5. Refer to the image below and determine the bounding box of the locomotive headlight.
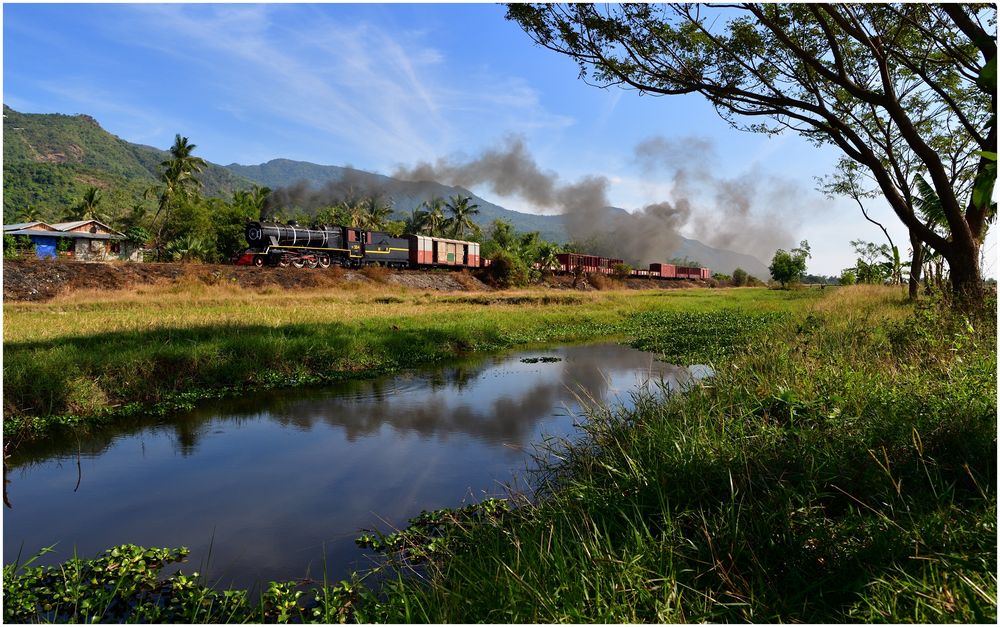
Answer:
[248,227,262,241]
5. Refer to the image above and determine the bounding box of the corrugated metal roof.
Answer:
[3,221,57,232]
[51,220,121,235]
[4,229,122,240]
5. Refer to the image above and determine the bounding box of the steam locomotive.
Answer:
[234,220,709,279]
[234,221,480,269]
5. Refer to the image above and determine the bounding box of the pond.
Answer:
[3,342,708,590]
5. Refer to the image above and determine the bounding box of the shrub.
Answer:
[611,262,632,280]
[361,264,390,283]
[732,267,748,286]
[482,250,529,289]
[3,234,20,259]
[587,272,612,290]
[839,269,857,285]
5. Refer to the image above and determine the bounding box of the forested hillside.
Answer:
[2,106,253,223]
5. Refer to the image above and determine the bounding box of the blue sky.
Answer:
[3,2,995,275]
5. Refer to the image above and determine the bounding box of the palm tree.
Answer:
[357,196,394,231]
[233,185,272,219]
[403,207,430,235]
[68,187,108,222]
[419,197,448,236]
[444,195,480,238]
[535,242,561,276]
[147,135,207,257]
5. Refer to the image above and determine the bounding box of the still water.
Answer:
[4,343,704,589]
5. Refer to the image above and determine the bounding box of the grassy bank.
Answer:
[3,281,815,440]
[358,286,996,623]
[4,286,995,623]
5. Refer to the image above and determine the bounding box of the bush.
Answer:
[611,263,632,280]
[3,234,21,259]
[587,272,613,290]
[732,268,748,286]
[482,250,529,289]
[839,269,857,285]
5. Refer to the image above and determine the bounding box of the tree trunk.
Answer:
[946,242,984,308]
[908,230,923,300]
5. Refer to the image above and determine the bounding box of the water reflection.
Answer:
[4,342,702,589]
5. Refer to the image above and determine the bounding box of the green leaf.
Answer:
[976,55,996,91]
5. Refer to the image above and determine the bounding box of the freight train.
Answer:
[234,220,709,279]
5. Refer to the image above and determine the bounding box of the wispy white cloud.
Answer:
[99,4,571,169]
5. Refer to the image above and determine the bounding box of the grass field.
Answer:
[3,281,819,439]
[4,284,995,623]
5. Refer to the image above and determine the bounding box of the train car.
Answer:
[648,263,677,279]
[676,265,706,280]
[409,235,480,268]
[557,253,622,275]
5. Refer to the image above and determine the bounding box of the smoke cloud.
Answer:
[633,137,800,262]
[394,134,799,265]
[266,133,800,265]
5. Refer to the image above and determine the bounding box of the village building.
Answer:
[3,219,143,262]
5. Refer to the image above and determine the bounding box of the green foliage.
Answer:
[165,234,213,262]
[356,499,510,565]
[4,233,22,259]
[506,4,994,298]
[839,269,857,286]
[481,249,529,288]
[611,262,633,280]
[444,195,481,238]
[630,310,788,364]
[125,225,152,246]
[732,267,748,286]
[769,240,811,288]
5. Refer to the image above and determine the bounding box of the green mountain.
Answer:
[2,105,254,223]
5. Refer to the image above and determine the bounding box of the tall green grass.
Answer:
[356,291,997,623]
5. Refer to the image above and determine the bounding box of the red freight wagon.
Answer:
[675,266,696,280]
[557,253,608,274]
[649,263,677,279]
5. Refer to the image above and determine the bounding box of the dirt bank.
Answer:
[1,259,491,302]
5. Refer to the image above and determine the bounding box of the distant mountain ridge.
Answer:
[2,106,769,276]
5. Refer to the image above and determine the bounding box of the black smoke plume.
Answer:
[394,134,799,265]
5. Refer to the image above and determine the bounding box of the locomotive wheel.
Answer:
[306,258,318,269]
[278,256,290,268]
[253,256,264,267]
[292,258,306,269]
[318,254,331,268]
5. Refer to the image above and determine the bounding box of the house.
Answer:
[3,220,143,262]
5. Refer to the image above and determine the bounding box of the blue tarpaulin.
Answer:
[29,235,57,258]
